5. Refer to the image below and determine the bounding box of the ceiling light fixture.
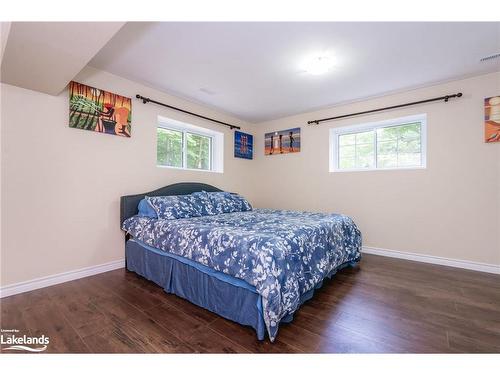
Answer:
[303,54,335,75]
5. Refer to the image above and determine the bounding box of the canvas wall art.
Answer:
[485,96,500,143]
[265,127,301,155]
[234,131,253,159]
[69,81,132,137]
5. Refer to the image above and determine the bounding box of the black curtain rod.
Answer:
[136,94,241,130]
[307,92,463,125]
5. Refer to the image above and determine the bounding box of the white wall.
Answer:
[251,72,500,266]
[0,66,256,286]
[1,67,499,288]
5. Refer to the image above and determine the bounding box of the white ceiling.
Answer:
[1,22,125,95]
[90,22,500,123]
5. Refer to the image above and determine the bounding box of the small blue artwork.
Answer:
[234,131,253,159]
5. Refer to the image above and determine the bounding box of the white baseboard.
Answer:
[0,259,125,298]
[1,247,498,298]
[362,246,500,275]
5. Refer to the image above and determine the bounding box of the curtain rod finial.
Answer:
[136,94,149,104]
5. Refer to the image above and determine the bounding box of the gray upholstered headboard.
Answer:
[120,182,223,225]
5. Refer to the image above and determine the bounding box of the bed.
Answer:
[120,182,361,342]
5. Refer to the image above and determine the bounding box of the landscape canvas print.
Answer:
[265,127,301,155]
[69,81,132,137]
[485,96,500,143]
[234,131,253,159]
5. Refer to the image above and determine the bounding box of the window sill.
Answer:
[330,166,426,173]
[157,164,223,174]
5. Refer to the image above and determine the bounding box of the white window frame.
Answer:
[157,116,224,173]
[329,114,427,172]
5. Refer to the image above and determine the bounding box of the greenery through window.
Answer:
[157,127,212,171]
[157,128,183,168]
[335,119,424,171]
[376,123,421,168]
[338,130,375,169]
[186,133,211,170]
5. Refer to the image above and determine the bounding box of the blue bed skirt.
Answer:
[126,239,359,341]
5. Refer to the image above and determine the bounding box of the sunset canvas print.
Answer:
[485,96,500,143]
[69,81,132,137]
[265,127,301,155]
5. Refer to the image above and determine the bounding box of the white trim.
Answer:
[156,165,222,174]
[329,113,427,173]
[332,166,427,173]
[331,113,427,134]
[362,246,500,274]
[0,259,125,298]
[1,248,497,298]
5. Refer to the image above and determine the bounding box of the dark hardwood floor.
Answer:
[1,254,499,353]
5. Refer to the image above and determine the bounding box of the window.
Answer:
[330,114,426,172]
[157,117,223,173]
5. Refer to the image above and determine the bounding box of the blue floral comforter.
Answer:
[122,209,361,341]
